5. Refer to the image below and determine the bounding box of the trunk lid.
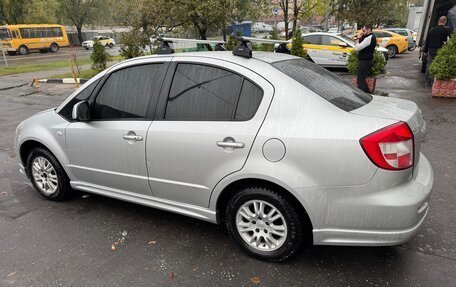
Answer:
[351,96,426,174]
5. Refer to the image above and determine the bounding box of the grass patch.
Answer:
[0,55,123,77]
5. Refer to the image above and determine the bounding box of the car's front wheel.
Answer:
[225,186,304,262]
[26,147,72,201]
[108,43,114,48]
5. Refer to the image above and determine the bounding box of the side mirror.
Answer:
[72,101,91,122]
[338,42,349,47]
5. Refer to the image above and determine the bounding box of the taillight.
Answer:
[360,122,414,170]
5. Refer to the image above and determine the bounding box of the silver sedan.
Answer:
[14,51,433,261]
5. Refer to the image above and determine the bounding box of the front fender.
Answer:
[16,110,73,180]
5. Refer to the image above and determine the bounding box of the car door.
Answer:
[302,35,323,64]
[65,60,168,196]
[146,58,274,207]
[320,35,351,66]
[374,31,391,47]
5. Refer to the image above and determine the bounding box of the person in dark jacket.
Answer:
[424,16,451,85]
[354,25,377,93]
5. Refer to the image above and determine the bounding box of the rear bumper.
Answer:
[302,154,433,246]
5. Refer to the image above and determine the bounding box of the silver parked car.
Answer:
[15,51,433,261]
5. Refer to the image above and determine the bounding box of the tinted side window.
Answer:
[394,30,407,36]
[93,64,163,120]
[19,28,31,38]
[302,35,321,45]
[165,64,243,121]
[59,79,101,121]
[273,59,372,112]
[383,32,393,37]
[52,28,63,37]
[322,36,341,46]
[235,79,263,120]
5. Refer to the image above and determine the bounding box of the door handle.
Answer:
[216,141,245,148]
[122,134,143,141]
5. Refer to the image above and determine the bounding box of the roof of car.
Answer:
[302,32,342,36]
[125,51,298,65]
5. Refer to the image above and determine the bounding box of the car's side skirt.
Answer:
[70,181,218,223]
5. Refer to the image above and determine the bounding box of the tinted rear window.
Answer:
[272,59,372,111]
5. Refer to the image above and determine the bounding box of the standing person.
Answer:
[424,16,451,85]
[354,25,377,93]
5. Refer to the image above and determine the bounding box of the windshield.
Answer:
[272,59,372,112]
[0,28,11,40]
[338,34,356,46]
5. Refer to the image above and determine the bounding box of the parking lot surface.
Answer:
[0,51,455,286]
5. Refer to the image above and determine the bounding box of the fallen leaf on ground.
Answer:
[148,240,157,245]
[251,276,261,284]
[111,242,117,251]
[192,266,199,272]
[168,272,175,280]
[7,271,16,277]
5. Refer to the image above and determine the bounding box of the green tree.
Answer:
[91,40,111,73]
[60,0,105,44]
[23,0,59,24]
[118,29,148,59]
[347,50,386,77]
[0,0,27,23]
[291,29,305,57]
[430,32,456,80]
[278,0,326,40]
[333,0,409,27]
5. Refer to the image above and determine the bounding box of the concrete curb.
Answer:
[31,78,89,86]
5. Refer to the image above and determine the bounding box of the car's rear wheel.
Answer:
[18,45,28,55]
[225,186,304,262]
[26,147,72,201]
[7,51,16,56]
[386,45,398,58]
[108,43,114,48]
[50,43,59,53]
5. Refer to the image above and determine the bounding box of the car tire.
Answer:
[386,45,398,58]
[225,186,304,262]
[108,43,114,48]
[50,43,59,53]
[26,147,72,201]
[7,51,16,56]
[18,45,28,55]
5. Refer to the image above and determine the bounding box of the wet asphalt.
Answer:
[0,51,455,286]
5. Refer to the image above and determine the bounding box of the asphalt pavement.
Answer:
[0,51,455,286]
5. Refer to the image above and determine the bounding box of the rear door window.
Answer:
[272,59,372,111]
[302,35,321,45]
[165,64,243,121]
[321,35,342,46]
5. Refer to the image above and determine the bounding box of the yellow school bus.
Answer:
[0,24,70,55]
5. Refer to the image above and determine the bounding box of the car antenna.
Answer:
[232,36,291,59]
[156,38,227,54]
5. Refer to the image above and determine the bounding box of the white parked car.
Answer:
[301,32,389,67]
[82,36,116,49]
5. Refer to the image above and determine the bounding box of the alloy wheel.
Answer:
[235,200,288,251]
[31,156,58,196]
